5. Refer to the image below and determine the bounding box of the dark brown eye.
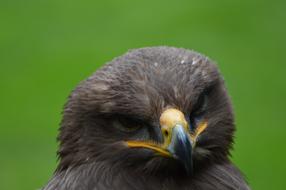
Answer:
[113,116,142,133]
[189,92,208,130]
[193,92,208,116]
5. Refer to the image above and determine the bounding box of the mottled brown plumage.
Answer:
[43,47,250,190]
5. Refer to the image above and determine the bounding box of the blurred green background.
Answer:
[1,0,285,189]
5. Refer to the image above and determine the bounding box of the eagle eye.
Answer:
[113,116,142,133]
[189,91,208,130]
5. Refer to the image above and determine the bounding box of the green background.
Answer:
[1,0,285,189]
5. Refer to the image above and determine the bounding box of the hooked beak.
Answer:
[166,123,193,173]
[126,108,207,174]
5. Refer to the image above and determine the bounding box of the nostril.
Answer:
[164,130,169,137]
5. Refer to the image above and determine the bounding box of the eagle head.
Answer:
[57,47,234,180]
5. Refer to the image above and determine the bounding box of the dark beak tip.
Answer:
[172,151,193,175]
[176,144,193,174]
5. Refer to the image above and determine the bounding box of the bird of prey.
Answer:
[43,47,250,190]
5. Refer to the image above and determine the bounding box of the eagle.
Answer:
[43,47,250,190]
